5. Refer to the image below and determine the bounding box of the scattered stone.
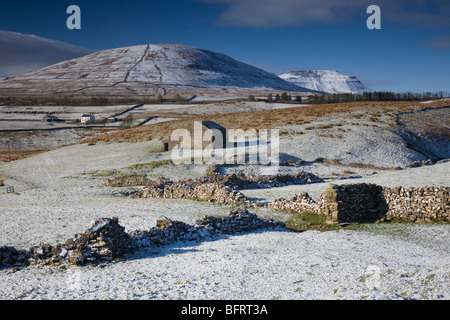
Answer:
[130,209,286,248]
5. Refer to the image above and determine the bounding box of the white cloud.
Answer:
[0,30,93,77]
[203,0,450,28]
[421,34,450,49]
[204,0,362,27]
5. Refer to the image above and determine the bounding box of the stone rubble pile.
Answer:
[27,217,136,266]
[0,218,137,269]
[0,210,286,269]
[103,172,322,190]
[130,209,285,248]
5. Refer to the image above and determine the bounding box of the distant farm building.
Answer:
[81,114,95,124]
[163,121,227,152]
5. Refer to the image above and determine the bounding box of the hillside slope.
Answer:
[0,44,312,97]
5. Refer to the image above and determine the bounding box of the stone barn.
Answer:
[81,114,95,124]
[163,121,227,152]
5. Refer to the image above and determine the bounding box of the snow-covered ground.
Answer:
[277,122,426,168]
[1,218,448,300]
[0,137,448,300]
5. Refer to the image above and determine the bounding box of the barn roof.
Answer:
[198,121,226,131]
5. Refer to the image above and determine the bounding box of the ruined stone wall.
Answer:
[107,171,322,207]
[267,183,449,224]
[104,171,322,190]
[1,210,285,269]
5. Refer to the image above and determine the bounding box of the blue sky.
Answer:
[0,0,449,93]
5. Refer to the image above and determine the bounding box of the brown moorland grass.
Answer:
[81,100,449,144]
[0,150,48,162]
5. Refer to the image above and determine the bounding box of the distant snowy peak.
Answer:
[0,44,314,95]
[279,70,371,94]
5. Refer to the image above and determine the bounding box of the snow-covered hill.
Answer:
[0,44,313,96]
[279,70,371,94]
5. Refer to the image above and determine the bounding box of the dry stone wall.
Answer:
[268,192,320,214]
[383,186,449,222]
[268,183,449,224]
[134,181,251,206]
[321,184,388,223]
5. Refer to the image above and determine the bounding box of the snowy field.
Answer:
[0,137,449,300]
[0,181,448,300]
[1,213,448,300]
